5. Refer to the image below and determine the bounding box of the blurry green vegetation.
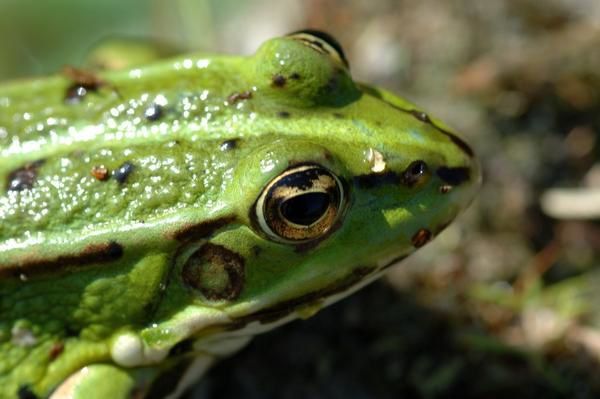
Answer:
[1,1,599,398]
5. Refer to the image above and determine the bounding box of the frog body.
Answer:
[0,31,479,398]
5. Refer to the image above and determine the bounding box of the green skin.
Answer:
[0,33,479,398]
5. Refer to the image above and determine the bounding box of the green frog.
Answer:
[0,30,479,398]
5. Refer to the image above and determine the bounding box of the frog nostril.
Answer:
[401,160,430,188]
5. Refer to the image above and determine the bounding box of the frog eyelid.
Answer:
[286,29,349,69]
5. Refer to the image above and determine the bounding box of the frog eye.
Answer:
[255,164,346,243]
[287,29,349,68]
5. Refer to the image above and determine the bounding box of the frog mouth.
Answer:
[221,247,414,331]
[230,265,375,325]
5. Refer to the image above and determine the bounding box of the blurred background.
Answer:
[2,0,599,397]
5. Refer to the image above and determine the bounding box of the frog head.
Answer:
[0,29,479,398]
[137,31,480,363]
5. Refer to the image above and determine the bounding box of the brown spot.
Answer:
[439,185,452,194]
[144,104,164,121]
[227,91,253,103]
[0,241,124,279]
[63,66,105,103]
[277,111,291,118]
[437,166,470,186]
[49,341,64,361]
[332,112,344,119]
[219,139,239,151]
[182,243,245,301]
[411,228,432,248]
[235,266,373,324]
[90,165,109,181]
[6,160,45,191]
[172,216,235,242]
[62,66,104,87]
[113,162,134,184]
[272,74,287,88]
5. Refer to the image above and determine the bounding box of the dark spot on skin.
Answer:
[90,165,110,181]
[65,85,91,103]
[332,112,344,119]
[437,166,471,186]
[17,385,39,399]
[144,359,193,399]
[62,66,104,103]
[182,243,245,301]
[227,91,253,103]
[412,228,432,248]
[235,266,373,324]
[173,216,235,242]
[6,160,45,192]
[48,341,65,361]
[251,245,262,257]
[290,72,301,80]
[220,139,239,151]
[323,68,342,94]
[410,110,431,123]
[402,160,429,187]
[277,111,291,118]
[439,184,453,194]
[0,241,124,279]
[272,74,287,88]
[64,326,81,338]
[354,171,402,189]
[113,162,134,184]
[144,104,164,121]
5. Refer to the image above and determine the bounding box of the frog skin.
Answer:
[0,30,480,399]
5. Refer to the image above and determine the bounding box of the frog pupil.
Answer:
[280,192,330,226]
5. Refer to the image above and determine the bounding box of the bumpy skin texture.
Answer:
[0,33,479,398]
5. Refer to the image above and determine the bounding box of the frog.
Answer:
[0,30,480,399]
